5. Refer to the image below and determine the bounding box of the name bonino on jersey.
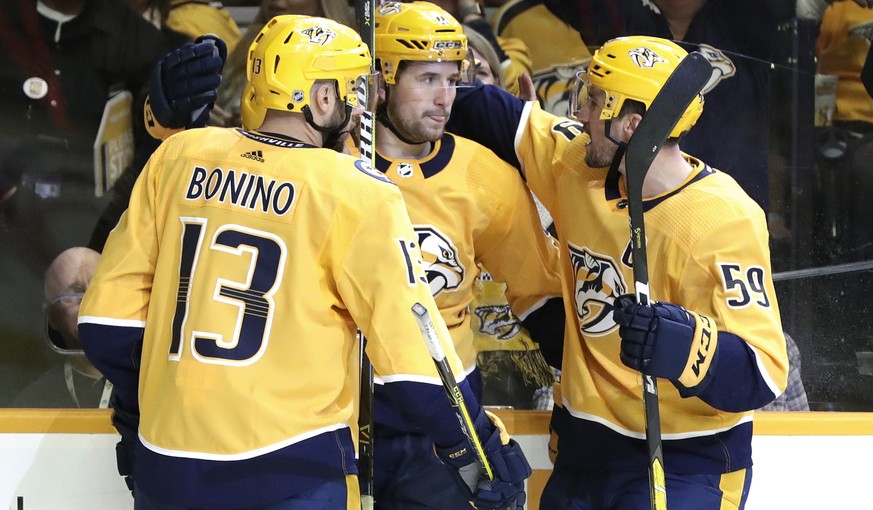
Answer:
[184,165,295,215]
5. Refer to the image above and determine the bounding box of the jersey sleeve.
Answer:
[674,207,789,411]
[78,143,166,414]
[448,82,527,169]
[473,155,563,319]
[333,186,477,447]
[448,84,587,217]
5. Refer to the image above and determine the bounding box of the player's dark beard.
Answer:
[321,104,351,152]
[384,96,444,145]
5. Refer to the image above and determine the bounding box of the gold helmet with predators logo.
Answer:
[581,36,705,138]
[247,15,374,116]
[375,1,468,85]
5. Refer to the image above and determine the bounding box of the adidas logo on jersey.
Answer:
[241,150,265,163]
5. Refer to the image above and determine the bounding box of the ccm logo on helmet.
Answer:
[434,40,463,50]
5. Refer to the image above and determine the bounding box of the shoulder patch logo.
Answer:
[415,225,464,296]
[354,158,394,184]
[241,150,265,163]
[568,243,627,336]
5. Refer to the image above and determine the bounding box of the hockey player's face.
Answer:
[577,86,617,168]
[388,61,460,143]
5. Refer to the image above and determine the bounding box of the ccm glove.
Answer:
[110,401,140,497]
[148,35,227,130]
[613,294,719,394]
[436,409,531,510]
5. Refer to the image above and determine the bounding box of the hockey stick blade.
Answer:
[623,50,711,510]
[411,303,494,482]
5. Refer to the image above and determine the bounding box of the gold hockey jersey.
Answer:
[367,132,562,430]
[79,127,473,508]
[374,133,562,370]
[514,101,789,473]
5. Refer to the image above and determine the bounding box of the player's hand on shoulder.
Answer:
[613,294,718,393]
[149,35,227,130]
[435,409,531,510]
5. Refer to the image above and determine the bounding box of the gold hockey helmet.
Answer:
[247,15,375,115]
[375,1,468,85]
[576,36,705,138]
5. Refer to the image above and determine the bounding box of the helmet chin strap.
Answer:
[604,118,623,147]
[604,117,628,181]
[302,85,353,149]
[376,86,430,146]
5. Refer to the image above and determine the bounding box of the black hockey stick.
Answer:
[356,0,378,507]
[411,303,494,483]
[623,50,711,510]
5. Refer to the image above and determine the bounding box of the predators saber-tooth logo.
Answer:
[695,43,736,94]
[415,226,464,296]
[300,26,337,46]
[628,46,667,69]
[474,304,523,340]
[569,244,627,336]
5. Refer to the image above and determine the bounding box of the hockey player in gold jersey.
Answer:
[78,15,530,510]
[364,4,563,508]
[446,37,790,509]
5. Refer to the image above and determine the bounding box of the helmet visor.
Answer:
[569,69,589,120]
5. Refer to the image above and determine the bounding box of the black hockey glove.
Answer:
[613,294,719,394]
[110,399,140,497]
[435,409,531,510]
[149,35,227,130]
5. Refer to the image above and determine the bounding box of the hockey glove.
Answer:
[613,294,718,394]
[110,398,140,497]
[435,409,531,510]
[148,35,227,130]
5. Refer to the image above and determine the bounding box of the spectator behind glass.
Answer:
[491,0,594,115]
[464,24,504,87]
[12,247,112,408]
[816,0,873,128]
[215,0,354,127]
[0,0,170,406]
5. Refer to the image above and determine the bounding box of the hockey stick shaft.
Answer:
[411,303,494,481]
[356,0,377,507]
[623,51,711,510]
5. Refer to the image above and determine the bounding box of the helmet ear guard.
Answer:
[577,36,705,138]
[375,1,468,85]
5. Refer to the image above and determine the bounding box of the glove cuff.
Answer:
[675,311,719,392]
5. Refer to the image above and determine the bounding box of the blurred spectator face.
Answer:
[45,293,85,352]
[43,247,100,354]
[470,46,496,85]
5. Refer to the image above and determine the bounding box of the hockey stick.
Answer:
[356,0,377,507]
[411,303,494,482]
[623,50,711,510]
